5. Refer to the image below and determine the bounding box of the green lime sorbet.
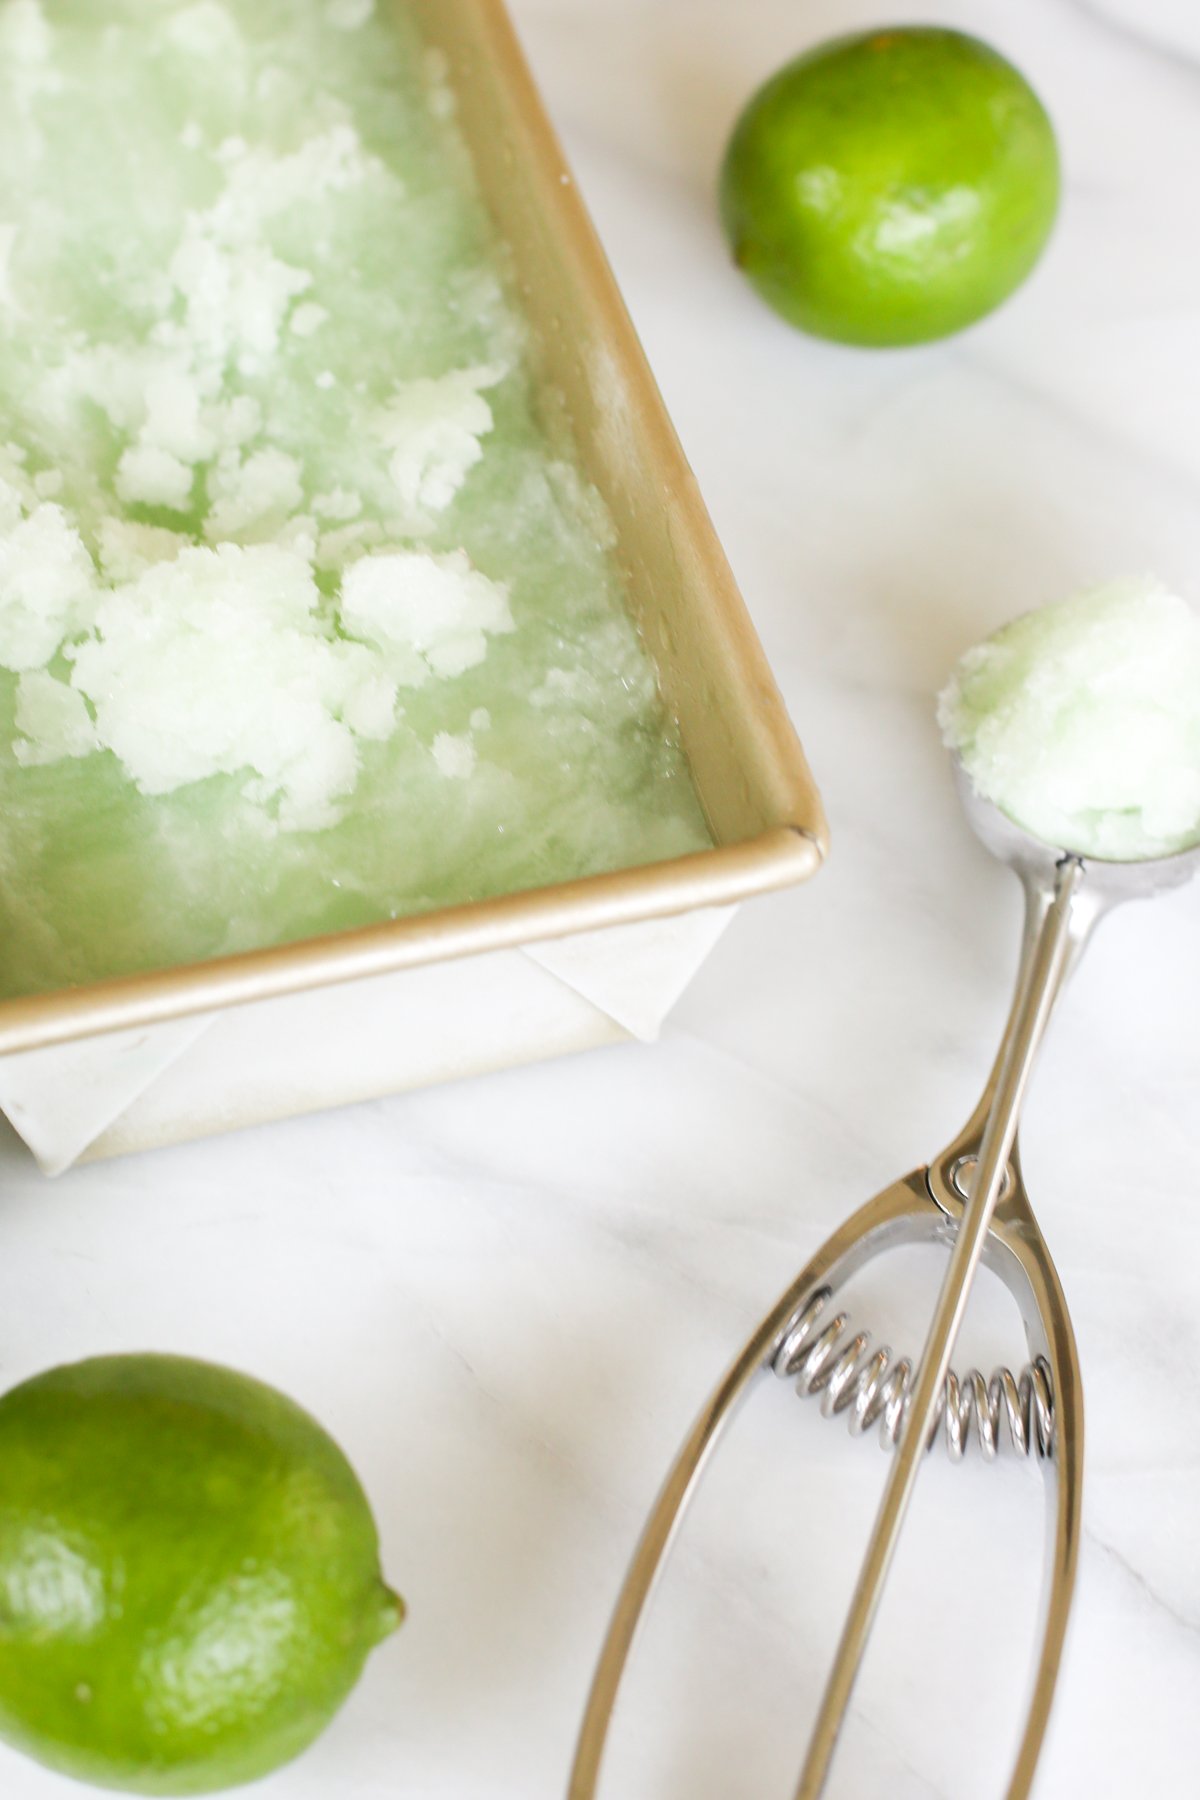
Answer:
[0,0,710,1000]
[940,580,1200,861]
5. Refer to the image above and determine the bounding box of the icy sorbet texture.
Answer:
[0,0,710,997]
[939,579,1200,860]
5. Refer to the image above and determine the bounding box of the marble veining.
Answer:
[0,1,1196,1796]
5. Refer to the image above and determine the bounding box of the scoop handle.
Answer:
[792,854,1085,1798]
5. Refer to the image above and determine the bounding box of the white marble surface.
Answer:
[1,0,1199,1794]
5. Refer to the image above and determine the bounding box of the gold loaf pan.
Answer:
[0,0,826,1079]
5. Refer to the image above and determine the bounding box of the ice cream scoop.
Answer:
[570,716,1199,1800]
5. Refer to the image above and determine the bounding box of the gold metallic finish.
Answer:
[0,833,819,1057]
[0,0,825,1058]
[409,0,823,850]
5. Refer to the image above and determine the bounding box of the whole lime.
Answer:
[0,1354,404,1794]
[719,26,1060,346]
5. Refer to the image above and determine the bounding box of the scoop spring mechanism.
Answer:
[772,1283,1055,1461]
[570,770,1200,1800]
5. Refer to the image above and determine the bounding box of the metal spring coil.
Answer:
[770,1287,1055,1461]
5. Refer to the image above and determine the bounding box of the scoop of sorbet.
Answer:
[938,578,1200,861]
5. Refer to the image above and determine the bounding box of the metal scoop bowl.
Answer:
[569,762,1200,1800]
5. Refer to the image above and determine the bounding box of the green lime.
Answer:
[719,26,1060,346]
[0,1354,404,1794]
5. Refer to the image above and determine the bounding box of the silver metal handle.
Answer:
[569,845,1097,1800]
[793,854,1084,1795]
